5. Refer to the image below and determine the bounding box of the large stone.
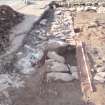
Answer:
[50,62,68,72]
[96,66,105,72]
[69,7,76,12]
[38,35,47,40]
[88,22,98,28]
[47,72,74,82]
[47,40,68,50]
[97,6,105,13]
[90,6,97,11]
[55,10,62,15]
[45,59,55,65]
[96,72,105,78]
[76,6,84,12]
[0,74,24,91]
[95,59,103,66]
[70,66,78,73]
[94,74,105,83]
[84,6,96,12]
[84,6,90,11]
[85,6,97,12]
[47,51,65,63]
[21,67,35,74]
[16,58,32,70]
[72,72,79,80]
[16,47,44,71]
[40,19,47,25]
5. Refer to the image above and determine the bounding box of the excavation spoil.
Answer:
[0,5,24,54]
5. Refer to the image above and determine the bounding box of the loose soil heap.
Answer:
[0,5,24,54]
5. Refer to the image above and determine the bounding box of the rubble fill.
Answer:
[0,5,24,54]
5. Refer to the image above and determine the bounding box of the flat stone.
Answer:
[34,30,40,34]
[96,72,105,78]
[21,67,35,74]
[40,19,47,25]
[72,72,79,80]
[94,74,105,83]
[55,10,61,15]
[47,51,65,63]
[16,58,32,70]
[76,6,84,12]
[84,6,92,11]
[96,66,105,72]
[85,6,97,12]
[16,52,24,60]
[69,7,76,12]
[38,35,47,40]
[97,7,105,13]
[47,72,74,82]
[88,22,97,28]
[90,6,97,10]
[50,62,69,72]
[70,66,78,73]
[45,59,55,65]
[16,47,44,70]
[95,59,103,68]
[47,40,68,50]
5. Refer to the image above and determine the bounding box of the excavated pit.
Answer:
[0,2,98,105]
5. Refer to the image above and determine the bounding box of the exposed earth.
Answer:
[74,11,105,105]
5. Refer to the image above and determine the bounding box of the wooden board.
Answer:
[76,41,93,96]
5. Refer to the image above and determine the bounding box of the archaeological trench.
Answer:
[1,1,105,105]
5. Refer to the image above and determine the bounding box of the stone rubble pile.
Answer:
[0,73,24,92]
[0,5,51,97]
[44,8,79,82]
[15,45,45,74]
[56,2,105,83]
[56,1,105,13]
[25,18,49,49]
[76,6,105,13]
[91,55,105,83]
[50,6,105,83]
[47,51,65,63]
[23,6,78,80]
[46,51,78,82]
[0,7,77,84]
[25,8,75,50]
[48,8,75,40]
[0,5,24,54]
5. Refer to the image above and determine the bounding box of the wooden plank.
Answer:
[76,41,93,96]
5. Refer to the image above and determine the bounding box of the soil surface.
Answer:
[74,11,105,105]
